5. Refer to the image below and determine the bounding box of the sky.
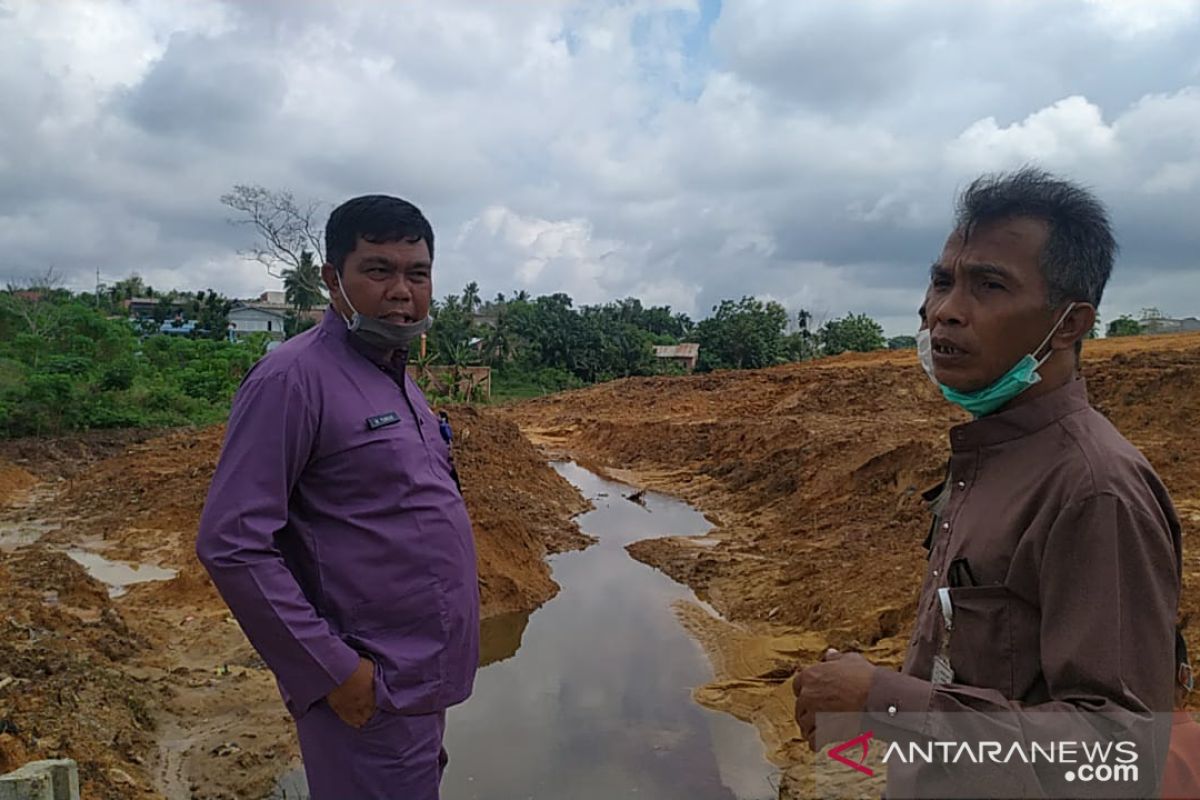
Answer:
[2,0,1198,336]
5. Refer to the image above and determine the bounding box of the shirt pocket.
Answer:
[947,585,1014,697]
[346,581,446,689]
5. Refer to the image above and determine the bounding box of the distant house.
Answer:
[227,304,289,341]
[226,291,327,341]
[471,311,500,329]
[653,343,700,372]
[123,297,182,319]
[1142,316,1200,335]
[245,291,325,323]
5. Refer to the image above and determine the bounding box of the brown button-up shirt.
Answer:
[866,378,1182,796]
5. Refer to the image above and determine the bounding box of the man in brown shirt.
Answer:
[795,168,1182,797]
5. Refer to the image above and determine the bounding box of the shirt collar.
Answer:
[949,377,1091,452]
[320,306,409,373]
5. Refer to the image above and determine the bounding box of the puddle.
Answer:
[270,462,778,799]
[0,486,65,551]
[0,518,62,551]
[65,549,177,597]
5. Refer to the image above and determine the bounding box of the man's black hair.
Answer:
[325,195,434,273]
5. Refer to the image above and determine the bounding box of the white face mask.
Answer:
[335,270,432,352]
[916,328,937,385]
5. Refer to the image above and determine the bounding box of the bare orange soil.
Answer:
[504,332,1200,797]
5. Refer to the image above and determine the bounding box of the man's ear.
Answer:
[1053,302,1096,350]
[321,262,341,298]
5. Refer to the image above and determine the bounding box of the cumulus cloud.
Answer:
[1,0,1198,334]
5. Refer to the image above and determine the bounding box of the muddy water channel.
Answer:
[275,462,777,799]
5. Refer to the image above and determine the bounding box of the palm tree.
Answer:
[461,281,481,313]
[283,250,325,314]
[481,309,514,366]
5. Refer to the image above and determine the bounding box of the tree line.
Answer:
[0,268,895,435]
[0,278,270,438]
[423,284,894,399]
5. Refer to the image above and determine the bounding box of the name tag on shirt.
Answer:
[366,411,402,431]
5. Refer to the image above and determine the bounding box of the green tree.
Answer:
[888,335,917,350]
[194,289,233,340]
[480,307,515,367]
[0,290,261,438]
[153,296,175,325]
[819,313,886,356]
[283,250,325,314]
[429,294,476,364]
[1107,315,1143,337]
[694,296,788,371]
[783,332,817,361]
[112,274,147,301]
[461,281,482,314]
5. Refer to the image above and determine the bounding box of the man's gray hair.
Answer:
[956,167,1116,309]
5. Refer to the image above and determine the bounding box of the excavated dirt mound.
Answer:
[0,552,156,799]
[0,460,35,507]
[0,408,588,798]
[450,406,593,615]
[506,332,1200,793]
[0,429,164,481]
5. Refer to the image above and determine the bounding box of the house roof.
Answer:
[653,343,700,359]
[229,303,289,320]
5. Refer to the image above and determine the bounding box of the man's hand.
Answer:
[793,649,876,751]
[327,657,376,728]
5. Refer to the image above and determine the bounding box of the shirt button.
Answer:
[956,481,966,489]
[942,522,950,530]
[932,569,939,577]
[888,705,898,717]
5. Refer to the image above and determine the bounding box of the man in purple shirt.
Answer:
[794,169,1180,797]
[197,195,479,799]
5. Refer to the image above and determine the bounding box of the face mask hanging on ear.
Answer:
[335,270,432,351]
[920,303,1077,418]
[917,329,937,385]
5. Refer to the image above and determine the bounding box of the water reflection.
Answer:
[268,463,777,800]
[65,548,177,597]
[478,610,530,668]
[441,463,777,800]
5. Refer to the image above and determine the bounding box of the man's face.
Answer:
[923,217,1061,392]
[322,237,432,324]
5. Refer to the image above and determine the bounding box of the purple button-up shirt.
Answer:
[197,308,479,718]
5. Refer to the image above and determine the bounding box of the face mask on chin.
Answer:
[917,302,1077,418]
[335,270,432,352]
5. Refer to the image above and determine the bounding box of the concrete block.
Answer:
[0,760,79,800]
[40,762,77,800]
